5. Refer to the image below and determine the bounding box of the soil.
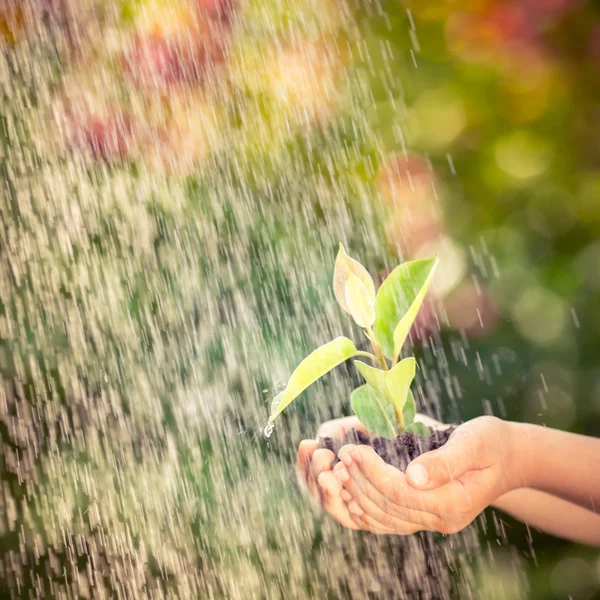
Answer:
[318,427,456,471]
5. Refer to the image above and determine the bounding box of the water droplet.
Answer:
[263,423,275,438]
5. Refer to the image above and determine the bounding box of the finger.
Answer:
[311,448,336,478]
[339,455,441,530]
[334,463,353,502]
[346,503,402,535]
[296,440,319,487]
[340,489,352,503]
[318,471,384,533]
[349,513,384,534]
[335,466,376,516]
[406,427,484,490]
[349,445,440,515]
[333,461,346,474]
[345,478,432,533]
[357,510,424,535]
[317,471,360,529]
[337,444,357,463]
[307,448,335,502]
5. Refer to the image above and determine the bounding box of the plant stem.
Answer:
[395,407,406,433]
[363,330,406,432]
[365,328,389,370]
[375,345,389,371]
[355,351,380,363]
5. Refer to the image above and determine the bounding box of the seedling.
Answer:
[268,244,438,439]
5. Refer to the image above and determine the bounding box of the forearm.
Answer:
[492,488,600,546]
[507,422,600,512]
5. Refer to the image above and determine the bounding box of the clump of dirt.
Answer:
[318,427,456,471]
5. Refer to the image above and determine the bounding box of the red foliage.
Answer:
[123,33,225,91]
[58,104,134,162]
[192,0,235,22]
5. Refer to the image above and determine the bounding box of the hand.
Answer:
[335,416,514,535]
[296,416,365,529]
[296,414,447,532]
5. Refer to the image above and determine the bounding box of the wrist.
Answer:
[505,420,538,491]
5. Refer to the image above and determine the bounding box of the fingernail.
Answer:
[341,490,352,502]
[348,502,364,517]
[336,469,350,483]
[340,454,352,467]
[407,463,429,488]
[350,450,361,465]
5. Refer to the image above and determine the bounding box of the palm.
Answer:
[330,416,511,534]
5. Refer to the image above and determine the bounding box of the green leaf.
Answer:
[406,422,431,438]
[355,357,416,429]
[373,257,439,359]
[354,360,388,399]
[351,384,398,439]
[333,243,375,315]
[403,389,416,427]
[385,357,416,424]
[392,258,439,360]
[345,273,375,328]
[269,337,357,422]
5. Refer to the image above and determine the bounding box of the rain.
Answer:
[1,0,600,598]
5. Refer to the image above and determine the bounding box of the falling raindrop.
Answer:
[1,0,596,598]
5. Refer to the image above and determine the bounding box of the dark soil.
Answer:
[318,427,456,471]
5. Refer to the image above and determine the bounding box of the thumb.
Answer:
[406,432,480,490]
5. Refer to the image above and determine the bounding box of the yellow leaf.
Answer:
[345,273,375,328]
[333,243,375,315]
[269,337,358,422]
[392,258,439,360]
[373,256,438,359]
[385,357,416,426]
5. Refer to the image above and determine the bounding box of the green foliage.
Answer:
[403,390,416,428]
[269,336,358,422]
[355,357,416,433]
[11,0,600,594]
[406,422,431,438]
[354,360,388,399]
[373,258,439,360]
[269,246,435,438]
[350,384,398,439]
[392,259,439,360]
[385,358,417,429]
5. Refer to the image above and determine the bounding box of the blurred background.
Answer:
[1,0,600,597]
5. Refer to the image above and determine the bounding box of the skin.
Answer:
[296,415,600,545]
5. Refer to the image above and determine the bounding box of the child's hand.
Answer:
[296,416,365,529]
[299,415,600,544]
[334,416,513,534]
[296,414,451,533]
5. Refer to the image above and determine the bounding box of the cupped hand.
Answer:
[334,416,514,535]
[296,416,366,529]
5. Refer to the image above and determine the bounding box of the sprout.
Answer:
[269,244,439,439]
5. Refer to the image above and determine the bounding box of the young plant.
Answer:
[268,244,439,439]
